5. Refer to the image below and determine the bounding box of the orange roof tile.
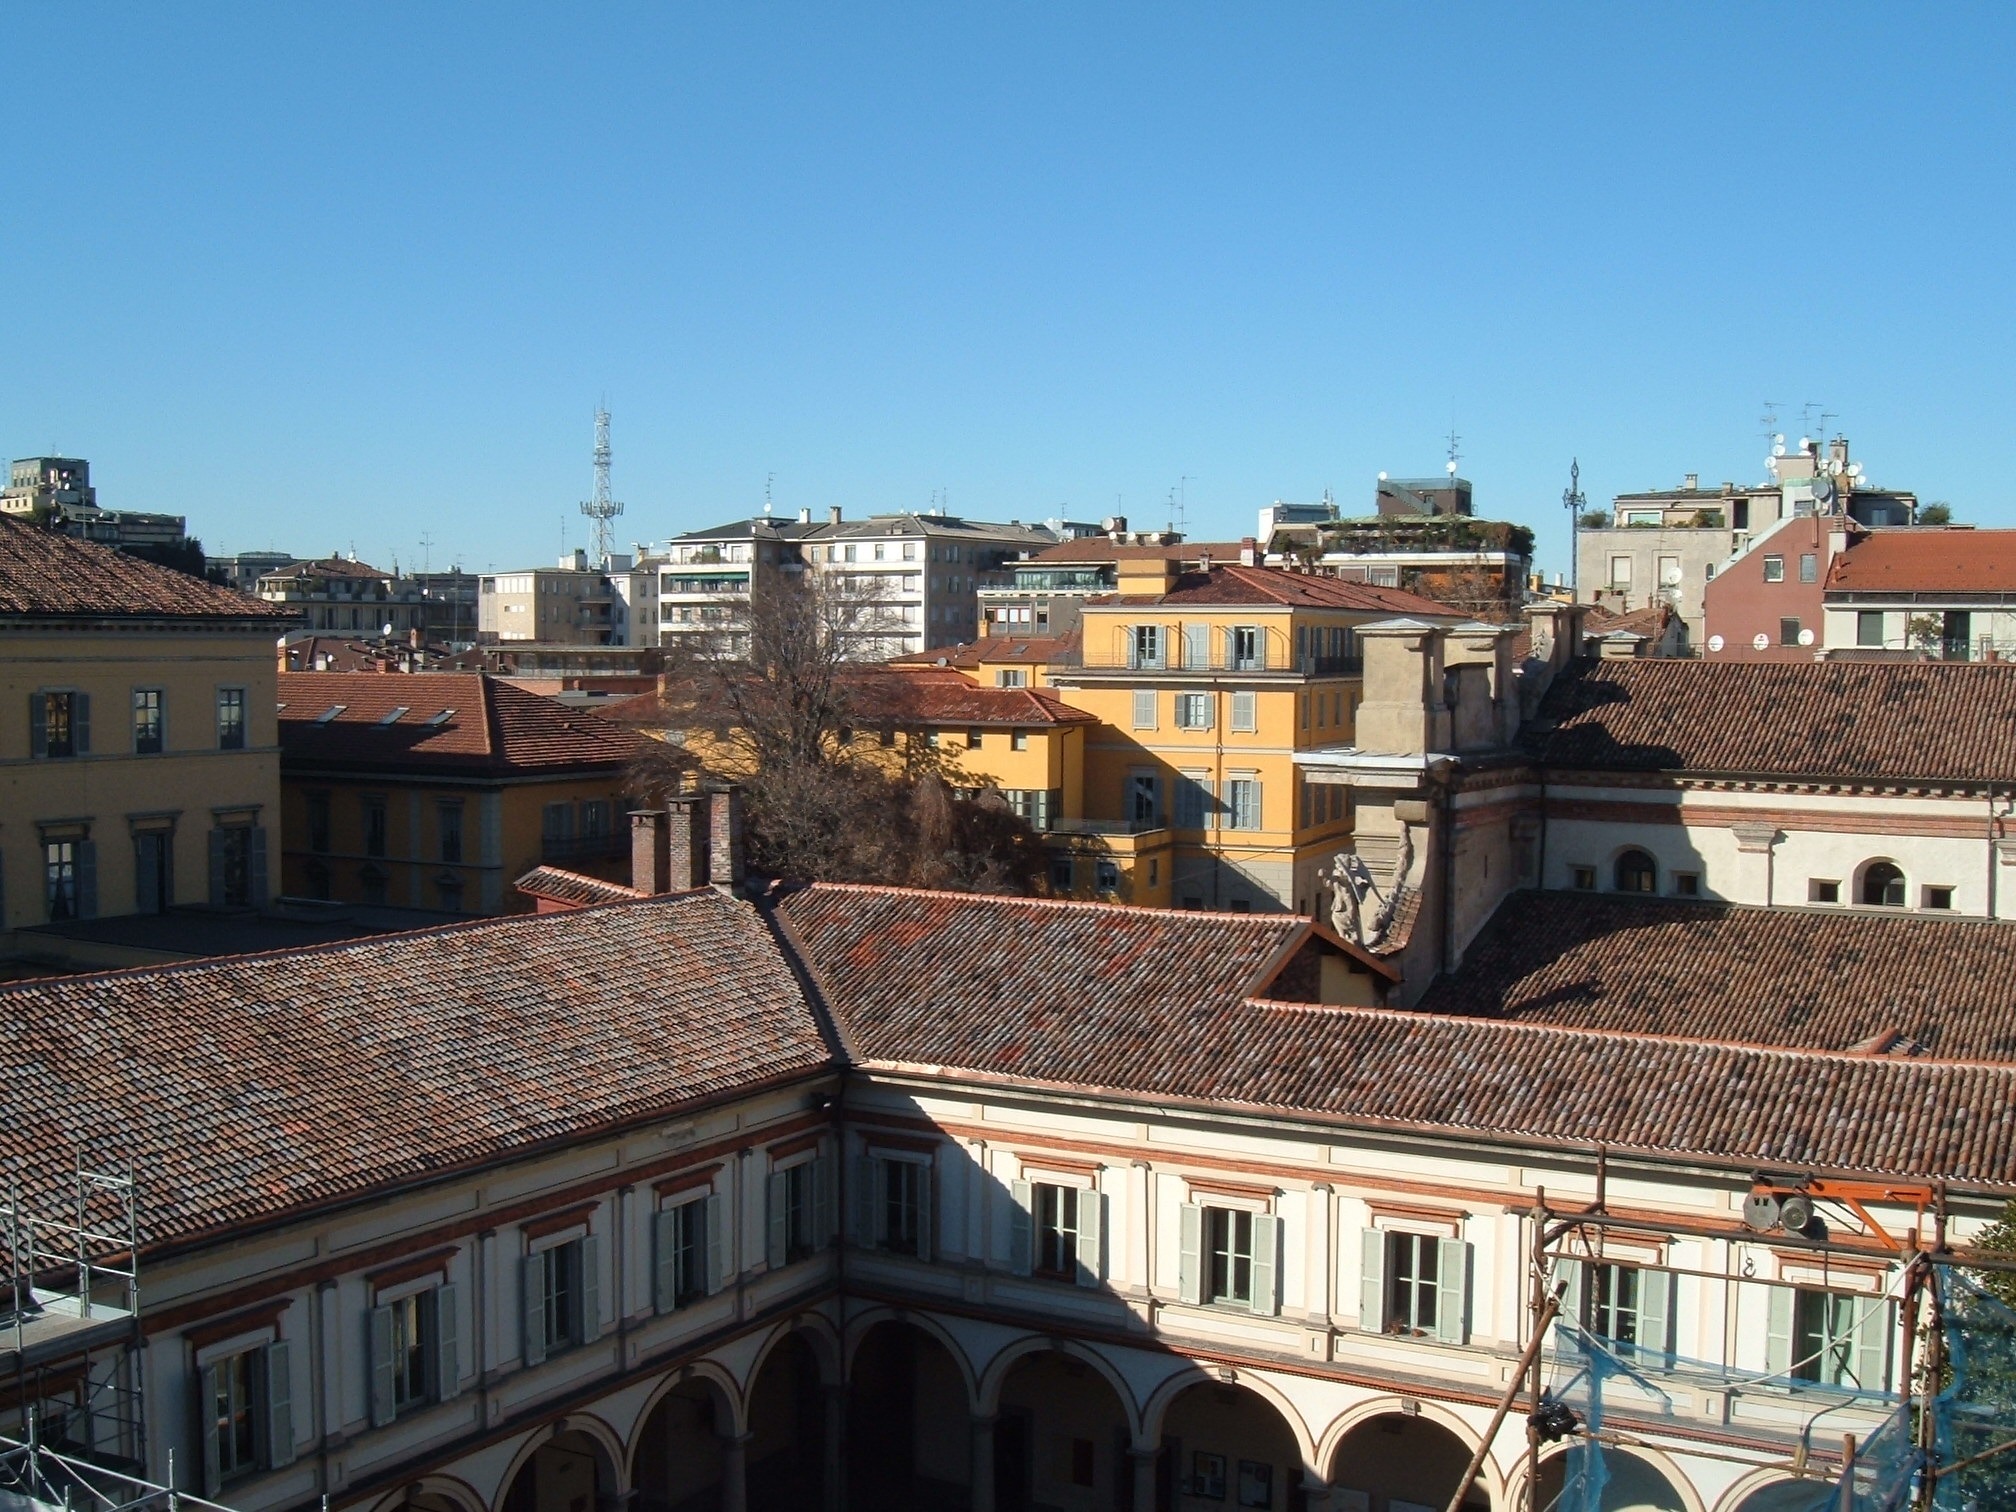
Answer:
[0,515,296,621]
[278,672,643,774]
[1827,529,2016,594]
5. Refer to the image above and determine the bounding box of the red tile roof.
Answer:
[0,894,828,1248]
[1421,892,2016,1058]
[888,631,1082,668]
[278,672,644,774]
[0,515,297,621]
[1024,540,1247,564]
[514,866,647,907]
[1827,529,2016,594]
[1095,564,1456,616]
[1530,656,2016,783]
[846,671,1095,727]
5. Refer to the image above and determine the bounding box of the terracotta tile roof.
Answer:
[782,883,2016,1185]
[263,556,394,581]
[1420,892,2016,1059]
[1827,529,2016,594]
[514,866,646,907]
[1529,656,2016,783]
[0,895,828,1249]
[0,515,296,621]
[1508,602,1674,660]
[1025,540,1245,564]
[278,672,644,774]
[888,631,1082,668]
[1094,564,1456,616]
[845,671,1095,727]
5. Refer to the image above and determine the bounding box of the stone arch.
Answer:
[845,1313,981,1510]
[497,1419,626,1512]
[627,1364,744,1512]
[364,1474,489,1512]
[1321,1399,1498,1511]
[1317,1397,1504,1510]
[1519,1439,1706,1512]
[842,1306,979,1406]
[1856,857,1907,907]
[975,1335,1143,1438]
[744,1311,844,1394]
[1712,1468,1832,1512]
[1612,845,1658,894]
[1142,1365,1317,1468]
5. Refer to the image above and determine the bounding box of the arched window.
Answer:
[1861,861,1906,907]
[1615,849,1657,893]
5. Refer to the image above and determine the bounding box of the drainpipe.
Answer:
[1439,769,1457,978]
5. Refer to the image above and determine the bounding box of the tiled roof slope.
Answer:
[1026,540,1245,564]
[1530,657,2016,783]
[0,894,827,1249]
[848,672,1095,727]
[1419,893,2016,1059]
[515,866,646,907]
[888,632,1082,669]
[0,514,296,621]
[1827,529,2016,594]
[786,884,2016,1185]
[1097,564,1455,616]
[278,672,643,774]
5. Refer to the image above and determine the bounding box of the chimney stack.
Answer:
[630,810,671,895]
[667,791,709,889]
[828,505,844,525]
[1239,536,1259,567]
[708,787,746,889]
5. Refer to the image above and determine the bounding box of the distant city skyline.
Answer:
[6,3,2006,582]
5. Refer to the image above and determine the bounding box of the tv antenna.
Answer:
[1562,458,1588,598]
[578,406,624,567]
[764,472,775,515]
[1445,421,1462,478]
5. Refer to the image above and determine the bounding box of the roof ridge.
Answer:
[799,879,1299,924]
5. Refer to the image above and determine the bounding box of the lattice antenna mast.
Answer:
[579,407,624,567]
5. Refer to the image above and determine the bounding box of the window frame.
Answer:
[132,688,165,755]
[1763,555,1785,583]
[216,687,248,751]
[1205,1206,1255,1306]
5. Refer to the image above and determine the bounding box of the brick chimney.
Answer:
[1239,536,1259,567]
[630,810,671,895]
[667,792,709,889]
[708,786,745,889]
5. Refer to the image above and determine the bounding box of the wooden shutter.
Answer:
[652,1209,680,1314]
[1232,690,1256,732]
[1765,1286,1795,1379]
[1222,627,1240,668]
[1184,623,1209,670]
[1075,1190,1104,1287]
[521,1252,548,1367]
[262,1340,295,1469]
[1638,1270,1673,1363]
[705,1193,728,1294]
[1359,1228,1386,1331]
[29,695,46,758]
[1854,1300,1893,1393]
[576,1235,601,1342]
[74,692,90,754]
[367,1304,397,1426]
[1177,1204,1204,1306]
[1249,1215,1282,1317]
[815,1153,837,1248]
[853,1155,878,1247]
[914,1161,933,1264]
[434,1284,460,1402]
[1434,1238,1470,1344]
[207,828,228,907]
[1132,689,1156,730]
[197,1361,223,1496]
[766,1172,788,1270]
[75,841,97,919]
[247,827,269,905]
[136,834,160,914]
[1009,1179,1033,1276]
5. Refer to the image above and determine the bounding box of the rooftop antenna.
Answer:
[764,472,774,516]
[418,531,434,577]
[1799,402,1824,450]
[1445,419,1462,479]
[1562,458,1587,599]
[1178,475,1193,534]
[1819,408,1839,441]
[578,406,624,567]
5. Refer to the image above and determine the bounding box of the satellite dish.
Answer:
[1742,1191,1782,1231]
[1708,634,1725,652]
[1773,440,1787,457]
[1446,460,1458,476]
[1765,457,1779,476]
[1799,628,1816,646]
[1753,632,1770,650]
[1799,436,1811,450]
[1378,471,1388,481]
[1779,1193,1816,1234]
[383,622,394,637]
[1848,463,1863,478]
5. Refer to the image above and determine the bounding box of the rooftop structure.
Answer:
[1,456,186,554]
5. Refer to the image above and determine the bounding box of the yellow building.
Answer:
[277,672,642,914]
[0,516,295,957]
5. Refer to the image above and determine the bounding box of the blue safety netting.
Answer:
[1933,1264,2016,1512]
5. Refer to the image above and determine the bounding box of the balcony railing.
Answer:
[1048,817,1167,837]
[1076,649,1360,676]
[541,833,627,862]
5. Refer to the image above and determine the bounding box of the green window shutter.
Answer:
[1009,1179,1033,1276]
[29,695,46,758]
[766,1172,789,1269]
[1076,1189,1104,1287]
[197,1361,223,1496]
[854,1156,880,1247]
[75,841,97,920]
[1638,1270,1673,1363]
[1434,1238,1470,1344]
[1249,1215,1282,1317]
[1359,1228,1386,1330]
[706,1193,728,1294]
[434,1284,460,1402]
[367,1304,397,1426]
[1854,1300,1894,1393]
[815,1154,837,1248]
[576,1235,601,1341]
[521,1253,548,1367]
[74,692,90,754]
[262,1340,295,1469]
[1765,1286,1795,1379]
[652,1209,680,1314]
[915,1161,934,1264]
[1177,1204,1204,1306]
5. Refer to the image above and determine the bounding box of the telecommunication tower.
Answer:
[579,407,624,567]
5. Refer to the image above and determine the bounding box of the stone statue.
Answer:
[1320,825,1414,950]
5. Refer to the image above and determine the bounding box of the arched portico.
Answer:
[846,1317,977,1509]
[1147,1372,1315,1512]
[987,1345,1140,1512]
[629,1370,740,1512]
[1527,1442,1705,1512]
[1325,1405,1494,1511]
[499,1420,626,1512]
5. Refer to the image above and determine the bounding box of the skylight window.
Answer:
[426,708,456,727]
[315,705,347,724]
[377,706,411,726]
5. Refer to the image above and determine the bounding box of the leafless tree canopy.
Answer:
[632,573,1043,892]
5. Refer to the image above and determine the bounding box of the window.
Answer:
[1206,1207,1254,1304]
[436,877,464,912]
[1131,624,1163,670]
[438,803,463,864]
[200,1342,296,1489]
[541,801,572,851]
[1925,886,1955,910]
[1861,861,1906,907]
[1779,616,1801,647]
[653,1194,718,1312]
[1657,555,1681,587]
[1608,556,1633,589]
[874,1157,926,1257]
[1570,866,1596,891]
[1011,729,1029,751]
[209,825,263,908]
[1175,772,1212,829]
[1857,610,1885,648]
[132,689,164,754]
[359,865,388,907]
[363,799,388,858]
[1763,555,1785,582]
[1095,859,1120,892]
[1049,854,1075,891]
[1175,692,1212,730]
[1811,879,1841,904]
[387,1290,436,1415]
[1800,553,1818,583]
[1230,689,1257,733]
[134,828,172,913]
[1673,872,1700,897]
[768,1156,828,1267]
[581,800,612,841]
[523,1237,594,1365]
[1227,777,1262,830]
[217,688,247,750]
[1131,689,1156,730]
[1229,625,1263,671]
[1587,1262,1641,1346]
[996,668,1027,688]
[966,728,984,749]
[1776,1287,1888,1391]
[1128,772,1161,825]
[43,838,94,922]
[1384,1231,1440,1334]
[306,795,331,853]
[1614,849,1656,893]
[31,690,88,758]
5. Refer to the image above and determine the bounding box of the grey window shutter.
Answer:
[1854,1300,1893,1392]
[1765,1286,1795,1379]
[1359,1228,1386,1331]
[367,1303,397,1426]
[76,841,97,919]
[1132,689,1156,730]
[853,1155,878,1247]
[74,692,90,754]
[915,1162,934,1264]
[766,1172,788,1269]
[1223,626,1239,667]
[652,1209,680,1314]
[1178,1203,1204,1306]
[576,1235,601,1341]
[1434,1238,1470,1344]
[247,827,269,906]
[815,1153,837,1248]
[29,695,46,758]
[521,1252,548,1367]
[1233,690,1257,732]
[1638,1270,1673,1363]
[705,1193,728,1294]
[1009,1179,1033,1276]
[208,828,228,907]
[198,1362,223,1496]
[1249,1215,1282,1317]
[262,1340,295,1469]
[1075,1190,1104,1287]
[1184,623,1209,670]
[434,1284,460,1402]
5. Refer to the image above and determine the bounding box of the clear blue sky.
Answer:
[7,4,2011,579]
